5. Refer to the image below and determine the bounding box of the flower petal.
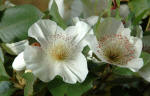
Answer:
[128,37,143,58]
[121,28,131,37]
[12,52,26,71]
[97,18,123,39]
[74,21,91,43]
[134,38,143,57]
[28,20,57,46]
[122,58,143,72]
[85,35,106,62]
[2,40,29,55]
[24,45,61,82]
[60,53,88,84]
[48,0,64,18]
[82,16,99,26]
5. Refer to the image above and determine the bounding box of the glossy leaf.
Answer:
[0,4,44,43]
[48,75,94,96]
[112,66,134,76]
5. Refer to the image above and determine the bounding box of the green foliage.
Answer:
[129,0,150,17]
[129,0,150,25]
[49,0,67,29]
[0,81,16,96]
[0,47,10,80]
[112,67,134,76]
[48,75,94,96]
[23,72,36,96]
[0,4,44,43]
[140,52,150,66]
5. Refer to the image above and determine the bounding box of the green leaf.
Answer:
[0,47,10,79]
[140,52,150,66]
[48,75,94,96]
[0,4,44,43]
[0,81,16,96]
[0,47,4,63]
[112,66,134,76]
[116,0,120,7]
[128,0,150,17]
[23,72,36,96]
[50,0,67,29]
[133,9,149,25]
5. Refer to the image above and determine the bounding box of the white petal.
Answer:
[83,16,99,26]
[72,17,80,24]
[12,52,26,71]
[134,38,143,57]
[128,37,143,58]
[97,17,123,39]
[122,58,143,72]
[2,40,29,55]
[28,20,57,46]
[85,35,106,62]
[121,28,131,37]
[75,21,91,43]
[59,53,88,84]
[24,45,60,82]
[49,0,64,18]
[65,21,91,47]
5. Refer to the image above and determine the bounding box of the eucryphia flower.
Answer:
[86,17,143,72]
[13,19,89,84]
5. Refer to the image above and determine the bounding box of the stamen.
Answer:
[97,34,136,65]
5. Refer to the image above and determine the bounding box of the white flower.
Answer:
[13,19,89,84]
[86,18,143,72]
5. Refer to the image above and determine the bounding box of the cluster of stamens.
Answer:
[47,34,74,61]
[97,34,135,65]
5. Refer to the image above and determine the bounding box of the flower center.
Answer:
[98,34,136,65]
[49,40,72,61]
